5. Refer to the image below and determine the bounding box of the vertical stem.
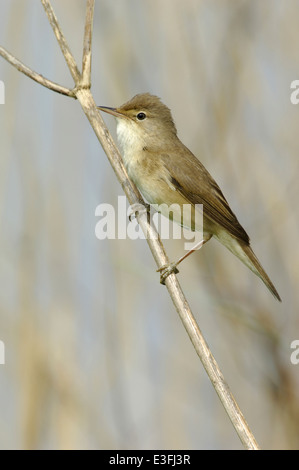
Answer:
[82,0,94,87]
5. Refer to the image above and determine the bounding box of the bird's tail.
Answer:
[239,243,281,301]
[215,232,281,301]
[231,241,282,301]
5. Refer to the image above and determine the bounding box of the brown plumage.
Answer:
[98,93,281,301]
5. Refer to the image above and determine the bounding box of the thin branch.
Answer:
[77,88,260,451]
[0,0,261,450]
[81,0,94,87]
[0,45,74,97]
[41,0,81,84]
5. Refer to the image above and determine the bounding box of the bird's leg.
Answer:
[128,202,151,222]
[157,235,212,285]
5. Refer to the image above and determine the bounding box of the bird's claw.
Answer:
[157,263,179,285]
[128,203,151,222]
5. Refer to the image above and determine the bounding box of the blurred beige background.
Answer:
[0,0,298,450]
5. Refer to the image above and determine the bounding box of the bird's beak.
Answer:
[97,106,126,118]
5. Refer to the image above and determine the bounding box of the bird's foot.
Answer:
[157,263,179,285]
[128,202,151,222]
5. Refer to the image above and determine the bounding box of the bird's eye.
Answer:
[136,112,146,121]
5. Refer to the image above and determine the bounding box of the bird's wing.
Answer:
[160,147,250,244]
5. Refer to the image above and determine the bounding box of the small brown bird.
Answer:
[98,93,281,301]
